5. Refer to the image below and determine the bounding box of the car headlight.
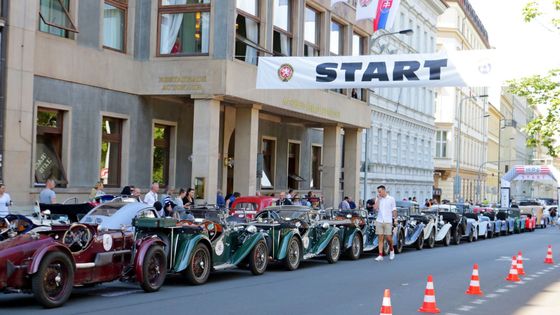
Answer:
[322,222,329,229]
[246,225,257,233]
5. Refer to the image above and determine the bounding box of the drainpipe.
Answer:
[0,0,9,183]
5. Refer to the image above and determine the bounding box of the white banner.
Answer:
[256,50,501,89]
[356,0,379,21]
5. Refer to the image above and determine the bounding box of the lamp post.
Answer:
[454,94,488,203]
[363,29,413,204]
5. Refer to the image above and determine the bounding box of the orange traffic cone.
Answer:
[379,289,393,315]
[506,256,521,282]
[517,251,525,275]
[466,263,484,295]
[418,275,441,313]
[544,245,554,264]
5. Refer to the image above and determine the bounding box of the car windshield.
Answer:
[519,201,540,206]
[234,202,257,212]
[274,210,309,220]
[86,203,125,217]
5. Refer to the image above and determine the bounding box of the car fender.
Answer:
[344,228,362,251]
[278,230,300,260]
[173,234,212,273]
[391,226,402,244]
[311,227,340,255]
[29,242,75,275]
[435,223,452,241]
[424,221,435,240]
[134,237,166,283]
[405,223,424,245]
[229,232,267,265]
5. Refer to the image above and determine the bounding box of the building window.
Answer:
[35,108,67,186]
[288,141,301,190]
[352,32,366,101]
[103,0,127,52]
[39,0,78,38]
[158,0,210,55]
[235,0,260,64]
[272,0,292,56]
[304,6,320,56]
[436,131,447,158]
[261,138,276,189]
[311,145,321,189]
[330,20,343,55]
[100,117,122,187]
[153,124,171,186]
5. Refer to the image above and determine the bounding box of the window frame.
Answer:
[38,0,79,36]
[329,19,344,56]
[157,0,211,57]
[310,144,322,190]
[103,0,128,53]
[287,140,302,190]
[303,5,321,57]
[261,136,277,190]
[100,116,123,187]
[436,130,447,158]
[272,0,293,56]
[235,2,263,63]
[152,123,171,187]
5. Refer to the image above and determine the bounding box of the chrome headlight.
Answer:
[346,214,352,219]
[246,225,257,233]
[322,222,329,229]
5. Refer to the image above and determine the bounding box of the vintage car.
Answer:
[516,200,545,228]
[395,202,429,250]
[0,202,165,308]
[133,206,270,285]
[323,209,369,259]
[495,208,517,235]
[520,212,536,231]
[229,196,276,219]
[462,206,492,239]
[0,214,47,241]
[475,207,502,237]
[38,200,95,223]
[429,205,470,245]
[253,206,341,270]
[497,208,526,233]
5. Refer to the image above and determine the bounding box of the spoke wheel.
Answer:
[326,235,341,264]
[348,233,362,260]
[443,230,451,246]
[284,237,302,271]
[453,227,461,245]
[395,231,404,254]
[249,240,268,275]
[184,243,211,285]
[415,232,424,250]
[141,245,167,292]
[32,252,74,308]
[427,230,436,248]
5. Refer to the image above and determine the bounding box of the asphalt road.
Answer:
[1,227,560,315]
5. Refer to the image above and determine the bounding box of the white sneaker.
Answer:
[375,255,384,262]
[389,251,395,260]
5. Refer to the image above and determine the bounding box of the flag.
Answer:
[373,0,400,31]
[331,0,346,6]
[356,0,379,21]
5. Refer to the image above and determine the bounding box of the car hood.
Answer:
[0,233,52,252]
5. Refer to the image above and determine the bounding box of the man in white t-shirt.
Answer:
[373,185,397,261]
[0,184,11,217]
[143,182,159,206]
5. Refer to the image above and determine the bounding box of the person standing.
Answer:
[39,179,57,204]
[183,188,195,209]
[374,185,397,261]
[0,184,12,217]
[366,196,375,214]
[216,190,226,208]
[348,197,357,209]
[276,192,292,206]
[144,182,159,206]
[339,196,351,210]
[89,181,105,201]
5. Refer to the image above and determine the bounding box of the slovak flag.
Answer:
[373,0,400,32]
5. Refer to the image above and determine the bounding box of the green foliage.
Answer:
[508,70,560,157]
[522,0,560,28]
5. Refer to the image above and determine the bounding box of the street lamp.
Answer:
[453,94,488,202]
[363,29,413,204]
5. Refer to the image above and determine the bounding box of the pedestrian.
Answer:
[175,188,186,208]
[132,187,142,201]
[225,192,240,208]
[0,184,12,217]
[276,192,292,206]
[287,189,294,200]
[374,185,397,261]
[348,197,357,209]
[162,197,176,217]
[143,182,159,206]
[120,186,132,196]
[39,179,57,204]
[412,196,417,202]
[183,188,195,209]
[153,201,163,217]
[550,207,557,226]
[339,196,351,210]
[89,181,105,201]
[366,196,375,214]
[216,190,225,208]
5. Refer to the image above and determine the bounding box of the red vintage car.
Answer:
[0,202,167,308]
[229,196,276,219]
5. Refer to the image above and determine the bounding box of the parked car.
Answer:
[516,200,545,228]
[430,205,471,244]
[0,202,164,308]
[323,209,370,259]
[463,206,492,239]
[253,206,342,270]
[134,206,270,285]
[229,196,276,219]
[475,207,502,238]
[495,208,517,235]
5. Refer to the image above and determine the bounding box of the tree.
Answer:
[507,1,560,157]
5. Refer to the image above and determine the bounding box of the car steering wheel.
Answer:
[63,224,93,253]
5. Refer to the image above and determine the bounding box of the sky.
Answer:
[469,0,560,79]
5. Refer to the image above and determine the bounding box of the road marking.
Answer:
[536,271,545,275]
[457,305,475,311]
[518,280,526,284]
[524,277,534,281]
[495,288,509,293]
[445,313,463,315]
[485,293,499,298]
[496,256,513,261]
[471,299,486,305]
[505,284,517,288]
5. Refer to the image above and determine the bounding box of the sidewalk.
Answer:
[513,280,560,315]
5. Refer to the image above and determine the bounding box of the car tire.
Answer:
[347,233,362,260]
[488,229,494,239]
[453,227,461,245]
[443,230,451,246]
[395,230,404,254]
[325,235,341,264]
[249,240,268,276]
[468,228,474,243]
[284,237,302,271]
[31,251,74,308]
[140,245,167,292]
[184,243,211,285]
[415,232,424,250]
[427,229,436,248]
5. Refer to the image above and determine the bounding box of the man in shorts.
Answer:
[374,185,397,261]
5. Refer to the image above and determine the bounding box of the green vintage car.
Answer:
[133,207,269,285]
[322,209,367,260]
[253,206,342,270]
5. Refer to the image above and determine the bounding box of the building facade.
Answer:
[3,0,376,208]
[433,0,490,203]
[361,0,447,204]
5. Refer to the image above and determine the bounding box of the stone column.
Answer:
[344,128,362,205]
[233,105,260,196]
[191,98,221,203]
[323,125,342,208]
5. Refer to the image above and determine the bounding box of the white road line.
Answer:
[495,288,509,293]
[457,305,475,311]
[485,293,499,298]
[518,281,526,284]
[524,277,534,281]
[471,299,487,305]
[505,284,518,288]
[445,313,463,315]
[536,272,545,275]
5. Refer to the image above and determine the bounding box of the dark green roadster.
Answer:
[133,207,269,285]
[253,206,342,270]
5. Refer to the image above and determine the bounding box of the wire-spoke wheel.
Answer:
[325,235,341,264]
[284,237,301,271]
[184,243,211,285]
[249,240,268,275]
[32,252,74,308]
[141,245,167,292]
